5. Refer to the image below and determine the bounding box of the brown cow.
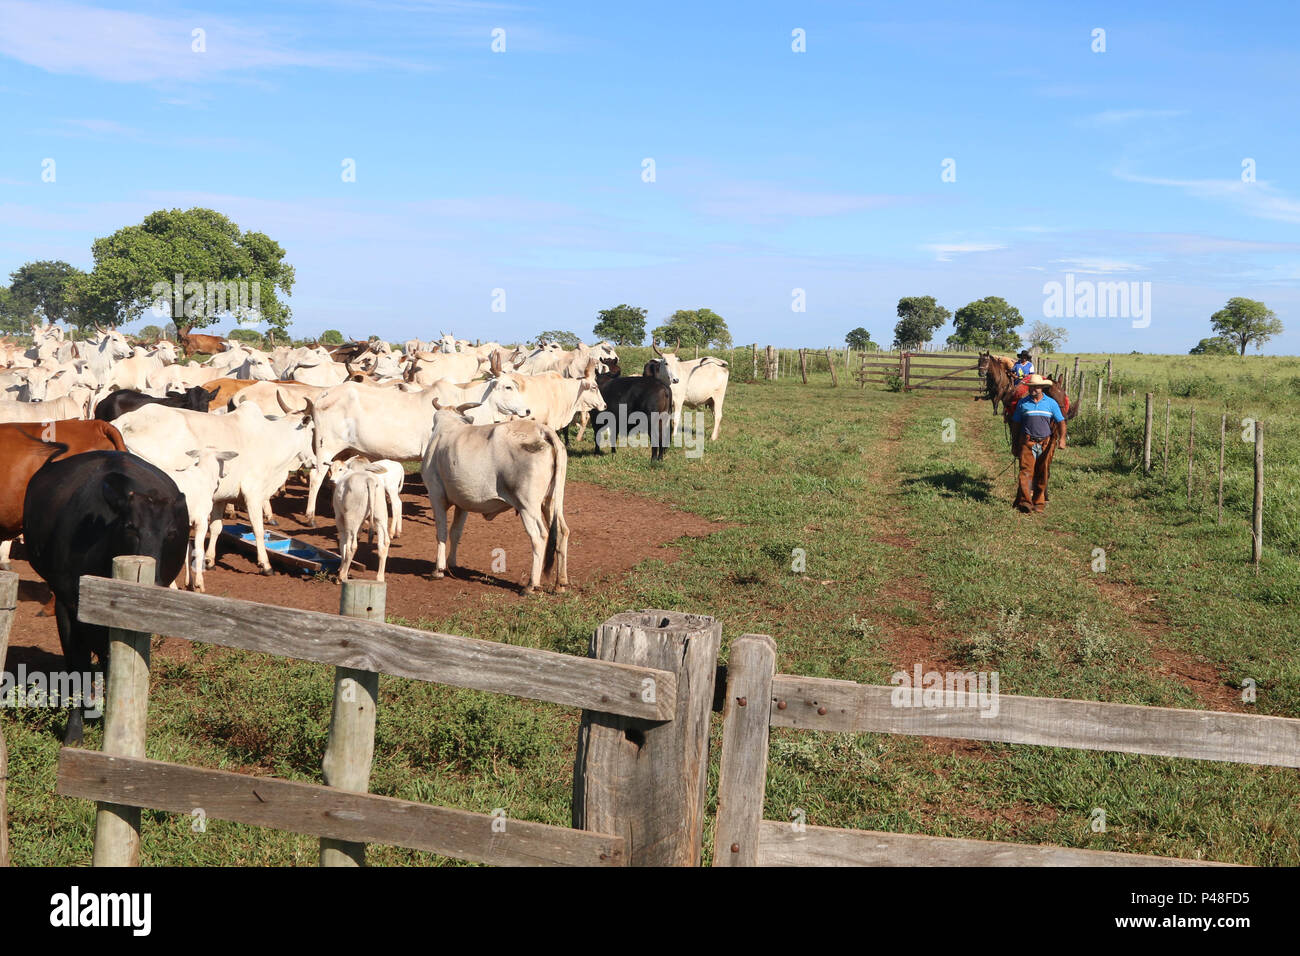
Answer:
[204,376,264,410]
[0,419,127,570]
[177,325,226,357]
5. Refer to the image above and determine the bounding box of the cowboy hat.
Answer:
[1022,373,1054,389]
[1016,350,1032,360]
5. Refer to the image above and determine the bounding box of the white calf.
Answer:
[332,463,391,582]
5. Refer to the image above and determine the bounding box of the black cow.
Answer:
[593,359,678,461]
[23,450,189,743]
[95,386,217,423]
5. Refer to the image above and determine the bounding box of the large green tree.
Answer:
[947,296,1023,350]
[1189,335,1237,356]
[70,207,295,334]
[892,296,950,350]
[651,308,732,349]
[845,327,877,350]
[1210,297,1282,356]
[533,330,581,349]
[593,304,647,345]
[9,260,85,327]
[0,285,31,335]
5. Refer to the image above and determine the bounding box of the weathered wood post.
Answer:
[751,343,757,381]
[0,571,18,867]
[798,349,808,384]
[1073,356,1080,381]
[1187,407,1196,505]
[1170,398,1180,481]
[320,579,386,866]
[713,634,776,867]
[93,556,155,867]
[1252,422,1264,565]
[765,346,776,380]
[902,351,911,391]
[1096,376,1103,412]
[573,611,721,866]
[1218,413,1227,525]
[825,348,838,387]
[1143,393,1153,475]
[1106,357,1113,388]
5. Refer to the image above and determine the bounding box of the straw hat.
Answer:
[1022,373,1053,389]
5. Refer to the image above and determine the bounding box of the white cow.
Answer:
[404,351,484,387]
[330,460,392,582]
[167,447,239,592]
[330,456,405,538]
[654,345,731,441]
[300,380,530,524]
[421,404,569,593]
[114,399,315,575]
[477,359,606,433]
[0,389,92,422]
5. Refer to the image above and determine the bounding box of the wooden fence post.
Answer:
[752,344,757,382]
[93,556,155,867]
[1106,358,1113,388]
[1073,356,1080,381]
[0,571,18,867]
[573,610,721,866]
[1170,400,1180,481]
[798,349,808,384]
[1218,414,1226,525]
[765,346,776,381]
[903,352,911,391]
[825,348,838,387]
[1143,393,1153,475]
[1187,407,1196,505]
[1096,376,1102,412]
[713,634,776,867]
[320,580,386,866]
[1252,422,1264,565]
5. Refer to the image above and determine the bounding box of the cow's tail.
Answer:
[541,427,567,579]
[369,474,388,543]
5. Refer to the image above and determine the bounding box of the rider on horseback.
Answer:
[1011,350,1034,383]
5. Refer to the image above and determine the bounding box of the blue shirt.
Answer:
[1012,360,1034,378]
[1011,394,1064,440]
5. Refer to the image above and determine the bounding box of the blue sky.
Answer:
[1,0,1298,351]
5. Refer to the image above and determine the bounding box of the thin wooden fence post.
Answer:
[1187,407,1196,505]
[765,345,776,381]
[752,344,757,381]
[1073,356,1080,381]
[1143,393,1153,475]
[1252,422,1264,565]
[825,347,838,387]
[903,352,911,391]
[798,349,808,384]
[1170,400,1180,481]
[0,571,18,867]
[93,556,155,867]
[573,610,721,866]
[1218,414,1227,525]
[713,634,776,867]
[1106,357,1113,388]
[1096,376,1103,412]
[320,580,386,867]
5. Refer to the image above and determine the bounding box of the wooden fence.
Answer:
[53,556,721,867]
[711,635,1299,867]
[852,351,984,393]
[36,558,1300,867]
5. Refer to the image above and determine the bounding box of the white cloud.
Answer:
[924,242,1004,262]
[1050,258,1149,274]
[0,0,429,84]
[1115,168,1300,224]
[1079,109,1188,127]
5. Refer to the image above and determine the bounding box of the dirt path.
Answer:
[957,398,1241,712]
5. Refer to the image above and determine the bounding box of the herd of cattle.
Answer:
[1,325,732,741]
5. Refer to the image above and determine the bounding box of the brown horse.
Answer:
[977,352,1076,446]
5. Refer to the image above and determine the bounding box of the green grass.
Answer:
[4,360,1298,866]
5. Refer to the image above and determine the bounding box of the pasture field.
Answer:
[3,350,1298,866]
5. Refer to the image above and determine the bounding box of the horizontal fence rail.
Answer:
[770,675,1300,767]
[58,750,624,867]
[78,576,676,721]
[754,822,1228,867]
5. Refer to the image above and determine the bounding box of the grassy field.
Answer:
[4,351,1298,865]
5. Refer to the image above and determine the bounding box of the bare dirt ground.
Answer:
[2,472,725,669]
